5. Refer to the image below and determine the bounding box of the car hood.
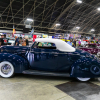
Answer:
[0,46,30,53]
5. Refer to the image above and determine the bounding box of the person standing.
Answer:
[73,39,76,47]
[0,35,8,46]
[22,37,25,46]
[25,37,29,46]
[67,39,73,46]
[14,36,19,46]
[98,39,100,44]
[0,35,4,46]
[77,39,81,47]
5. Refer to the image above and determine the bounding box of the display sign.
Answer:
[3,33,6,34]
[42,34,48,38]
[33,35,37,42]
[60,39,65,41]
[55,34,63,39]
[25,25,31,29]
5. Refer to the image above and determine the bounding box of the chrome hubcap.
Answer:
[77,77,90,81]
[1,64,12,75]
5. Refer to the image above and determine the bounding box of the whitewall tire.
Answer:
[77,77,91,82]
[0,61,14,78]
[97,52,100,58]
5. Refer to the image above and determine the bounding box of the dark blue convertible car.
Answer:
[0,38,100,81]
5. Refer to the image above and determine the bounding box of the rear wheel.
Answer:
[0,61,14,78]
[77,77,91,82]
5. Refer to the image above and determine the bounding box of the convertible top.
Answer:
[35,38,75,52]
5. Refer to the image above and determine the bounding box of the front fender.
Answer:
[70,56,100,78]
[0,53,29,73]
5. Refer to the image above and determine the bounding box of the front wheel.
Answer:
[76,77,91,82]
[0,61,14,78]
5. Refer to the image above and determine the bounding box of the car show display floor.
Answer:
[0,74,100,100]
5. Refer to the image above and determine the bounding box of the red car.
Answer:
[79,44,100,57]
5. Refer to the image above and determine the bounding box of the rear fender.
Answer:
[70,57,97,78]
[0,53,29,73]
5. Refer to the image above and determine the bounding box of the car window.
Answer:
[38,42,43,46]
[33,42,56,49]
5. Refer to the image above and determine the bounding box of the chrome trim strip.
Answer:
[29,51,80,55]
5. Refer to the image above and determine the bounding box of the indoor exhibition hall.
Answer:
[0,0,100,100]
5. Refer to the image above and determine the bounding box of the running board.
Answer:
[22,70,70,77]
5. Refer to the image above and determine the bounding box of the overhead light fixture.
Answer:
[77,0,82,3]
[76,26,80,29]
[55,23,61,27]
[90,29,95,32]
[27,18,33,22]
[97,7,100,11]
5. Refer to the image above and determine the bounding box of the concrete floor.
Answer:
[0,74,100,100]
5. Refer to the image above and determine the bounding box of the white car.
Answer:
[7,38,15,46]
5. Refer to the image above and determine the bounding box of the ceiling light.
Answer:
[77,0,82,3]
[55,23,61,26]
[90,29,95,32]
[27,18,33,22]
[76,26,80,29]
[97,7,100,11]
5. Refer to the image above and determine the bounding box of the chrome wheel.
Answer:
[90,65,100,75]
[1,64,12,75]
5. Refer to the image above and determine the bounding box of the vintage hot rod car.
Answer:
[0,38,100,82]
[79,44,100,57]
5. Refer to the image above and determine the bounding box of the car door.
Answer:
[28,44,58,72]
[56,50,74,72]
